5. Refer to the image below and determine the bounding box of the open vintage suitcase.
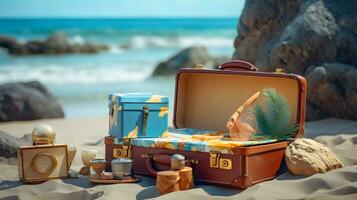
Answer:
[105,60,306,188]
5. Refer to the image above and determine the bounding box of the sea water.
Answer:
[0,18,237,117]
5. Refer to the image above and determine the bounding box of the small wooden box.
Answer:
[18,144,69,183]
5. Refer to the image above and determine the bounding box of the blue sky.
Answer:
[0,0,245,18]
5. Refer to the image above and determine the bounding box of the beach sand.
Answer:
[0,117,357,199]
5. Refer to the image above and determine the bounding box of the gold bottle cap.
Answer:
[32,124,56,145]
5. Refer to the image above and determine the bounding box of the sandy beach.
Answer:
[0,117,356,200]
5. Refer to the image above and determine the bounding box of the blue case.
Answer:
[108,93,169,140]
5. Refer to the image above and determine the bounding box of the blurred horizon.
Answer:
[0,16,238,19]
[0,0,244,18]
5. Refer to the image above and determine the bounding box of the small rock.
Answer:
[207,56,230,69]
[0,131,32,158]
[152,46,213,76]
[0,81,64,122]
[285,138,343,176]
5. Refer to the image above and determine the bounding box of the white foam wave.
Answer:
[122,35,232,49]
[108,44,123,54]
[67,35,122,54]
[177,36,232,48]
[0,64,152,84]
[68,35,85,45]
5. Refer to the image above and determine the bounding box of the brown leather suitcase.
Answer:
[105,60,306,188]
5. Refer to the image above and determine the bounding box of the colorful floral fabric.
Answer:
[131,129,278,154]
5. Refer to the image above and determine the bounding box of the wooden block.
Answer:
[156,171,180,194]
[178,167,194,190]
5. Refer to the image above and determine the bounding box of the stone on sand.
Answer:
[0,81,64,122]
[0,131,31,158]
[285,138,343,176]
[152,46,228,76]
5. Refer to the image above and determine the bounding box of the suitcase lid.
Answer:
[173,60,307,138]
[109,93,169,104]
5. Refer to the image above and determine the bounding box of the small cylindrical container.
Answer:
[171,154,185,170]
[111,158,133,180]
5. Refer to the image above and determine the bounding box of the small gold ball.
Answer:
[32,124,56,145]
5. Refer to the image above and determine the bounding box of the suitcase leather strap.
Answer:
[142,106,149,137]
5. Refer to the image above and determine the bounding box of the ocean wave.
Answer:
[9,33,232,52]
[0,64,152,84]
[68,35,85,45]
[121,35,233,49]
[108,44,123,54]
[68,35,122,54]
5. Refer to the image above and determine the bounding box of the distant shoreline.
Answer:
[0,17,239,20]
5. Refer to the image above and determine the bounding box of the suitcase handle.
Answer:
[219,60,258,71]
[142,154,171,177]
[142,153,197,177]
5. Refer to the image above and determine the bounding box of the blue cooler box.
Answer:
[108,93,169,140]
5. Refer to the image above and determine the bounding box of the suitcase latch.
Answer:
[113,145,132,159]
[219,158,233,170]
[275,68,285,73]
[209,151,232,170]
[209,151,220,168]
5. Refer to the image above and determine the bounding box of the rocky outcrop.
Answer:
[233,0,357,120]
[0,131,31,158]
[0,81,64,122]
[0,32,108,55]
[285,138,343,176]
[306,63,357,120]
[152,46,228,76]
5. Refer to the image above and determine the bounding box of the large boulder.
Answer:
[285,138,343,176]
[233,0,357,120]
[0,131,32,158]
[0,81,64,122]
[152,46,214,76]
[306,63,357,120]
[0,32,109,55]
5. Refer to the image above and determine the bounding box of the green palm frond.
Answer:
[254,88,298,140]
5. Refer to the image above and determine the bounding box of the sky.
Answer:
[0,0,245,18]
